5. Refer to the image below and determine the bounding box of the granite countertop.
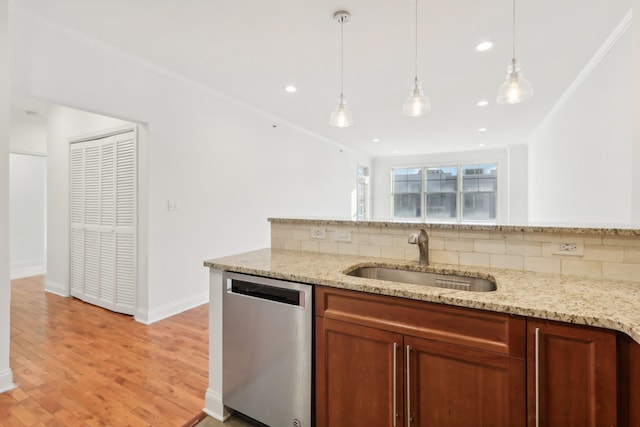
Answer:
[269,217,640,236]
[204,248,640,344]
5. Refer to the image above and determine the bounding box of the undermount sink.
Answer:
[346,266,497,292]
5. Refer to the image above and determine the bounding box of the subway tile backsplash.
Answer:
[270,220,640,283]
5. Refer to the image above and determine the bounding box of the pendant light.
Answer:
[330,11,353,128]
[403,0,431,117]
[496,0,533,104]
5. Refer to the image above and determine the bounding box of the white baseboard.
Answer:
[0,368,16,394]
[135,291,209,325]
[10,259,46,280]
[204,389,231,421]
[44,280,70,297]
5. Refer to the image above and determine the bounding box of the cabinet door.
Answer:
[316,317,404,427]
[527,320,617,427]
[618,333,640,426]
[406,335,525,427]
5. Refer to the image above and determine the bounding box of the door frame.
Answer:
[68,124,139,315]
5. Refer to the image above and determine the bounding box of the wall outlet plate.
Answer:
[310,227,326,239]
[551,241,584,256]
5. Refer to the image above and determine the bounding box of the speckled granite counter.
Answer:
[205,248,640,344]
[269,217,640,236]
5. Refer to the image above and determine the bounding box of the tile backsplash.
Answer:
[270,220,640,282]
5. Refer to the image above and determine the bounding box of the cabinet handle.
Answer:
[406,345,412,427]
[535,327,540,427]
[391,343,397,426]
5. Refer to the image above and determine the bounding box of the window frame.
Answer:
[390,162,499,224]
[389,166,424,220]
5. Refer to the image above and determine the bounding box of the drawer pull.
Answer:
[535,327,540,427]
[393,342,398,426]
[407,345,412,427]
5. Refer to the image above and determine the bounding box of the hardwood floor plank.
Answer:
[1,276,209,426]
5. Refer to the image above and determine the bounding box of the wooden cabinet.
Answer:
[315,286,526,427]
[315,317,403,427]
[406,335,525,426]
[315,285,638,426]
[526,320,617,427]
[617,333,640,426]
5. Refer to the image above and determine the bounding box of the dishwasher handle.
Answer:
[229,279,305,307]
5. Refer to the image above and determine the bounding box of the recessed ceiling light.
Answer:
[392,150,398,154]
[478,143,486,147]
[475,41,493,52]
[477,100,489,107]
[478,128,488,132]
[284,85,297,93]
[372,138,380,143]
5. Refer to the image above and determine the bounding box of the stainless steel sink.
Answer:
[346,266,496,292]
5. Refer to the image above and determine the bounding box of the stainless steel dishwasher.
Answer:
[223,271,312,427]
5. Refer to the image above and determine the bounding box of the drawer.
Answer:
[315,285,525,357]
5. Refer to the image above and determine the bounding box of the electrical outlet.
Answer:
[559,243,577,252]
[551,241,584,256]
[310,227,326,239]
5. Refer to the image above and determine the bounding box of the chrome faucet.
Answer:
[408,228,429,266]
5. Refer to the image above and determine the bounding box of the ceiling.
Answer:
[9,0,632,157]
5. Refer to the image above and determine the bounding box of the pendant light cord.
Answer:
[340,19,344,97]
[512,0,516,60]
[414,0,419,80]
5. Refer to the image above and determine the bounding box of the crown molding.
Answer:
[533,9,632,137]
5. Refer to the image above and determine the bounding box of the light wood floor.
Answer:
[0,276,209,426]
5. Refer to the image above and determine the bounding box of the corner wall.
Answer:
[0,0,15,393]
[528,21,633,225]
[9,153,46,279]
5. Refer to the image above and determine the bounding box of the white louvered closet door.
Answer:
[70,130,136,315]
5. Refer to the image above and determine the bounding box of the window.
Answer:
[356,165,370,220]
[426,166,457,220]
[391,163,497,222]
[461,164,497,220]
[391,168,422,219]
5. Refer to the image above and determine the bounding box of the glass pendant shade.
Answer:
[403,78,431,117]
[330,94,353,128]
[496,59,533,104]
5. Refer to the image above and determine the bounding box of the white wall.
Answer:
[633,1,640,224]
[0,0,16,394]
[507,145,528,224]
[9,107,47,280]
[9,153,46,279]
[528,26,633,225]
[10,112,46,154]
[10,11,370,323]
[45,106,131,297]
[371,147,526,224]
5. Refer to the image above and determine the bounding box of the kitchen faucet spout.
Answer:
[408,228,429,266]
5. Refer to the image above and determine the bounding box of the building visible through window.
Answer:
[391,168,422,219]
[391,164,497,222]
